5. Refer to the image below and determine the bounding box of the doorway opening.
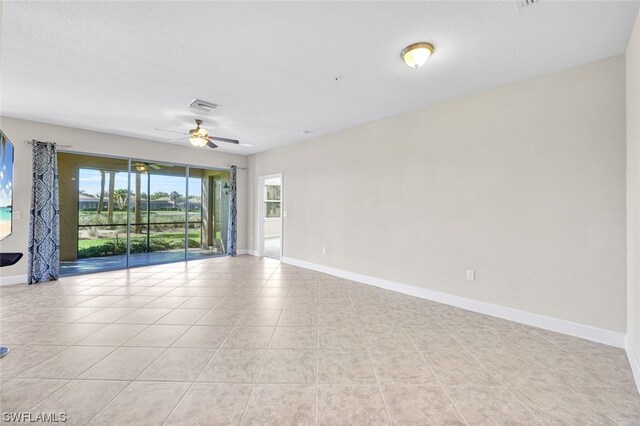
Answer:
[259,174,283,259]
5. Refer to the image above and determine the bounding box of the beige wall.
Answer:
[0,117,248,279]
[248,55,627,332]
[626,12,640,372]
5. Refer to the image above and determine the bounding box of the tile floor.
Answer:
[60,250,223,276]
[0,255,638,425]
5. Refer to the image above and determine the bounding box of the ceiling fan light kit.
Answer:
[132,161,165,172]
[155,118,242,149]
[189,119,208,147]
[189,137,208,147]
[156,118,240,149]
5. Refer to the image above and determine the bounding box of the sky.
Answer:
[0,137,14,208]
[79,168,201,197]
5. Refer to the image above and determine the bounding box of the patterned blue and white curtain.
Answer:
[27,141,60,284]
[227,165,237,256]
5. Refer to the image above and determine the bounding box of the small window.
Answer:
[265,184,281,218]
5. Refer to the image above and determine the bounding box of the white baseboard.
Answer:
[281,256,625,348]
[0,274,27,286]
[237,249,261,256]
[626,337,640,394]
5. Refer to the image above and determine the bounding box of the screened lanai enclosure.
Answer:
[58,152,231,275]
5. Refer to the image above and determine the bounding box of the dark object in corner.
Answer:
[0,253,21,358]
[0,252,23,267]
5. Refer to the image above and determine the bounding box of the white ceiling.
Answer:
[1,1,638,155]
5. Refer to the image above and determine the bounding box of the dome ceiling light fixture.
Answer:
[401,42,435,69]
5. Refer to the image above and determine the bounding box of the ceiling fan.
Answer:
[155,119,242,149]
[132,161,173,173]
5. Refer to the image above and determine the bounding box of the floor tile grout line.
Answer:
[357,315,394,425]
[451,335,547,425]
[315,275,320,426]
[23,378,73,413]
[17,344,120,382]
[1,344,74,379]
[83,378,138,424]
[404,328,470,426]
[12,376,527,386]
[567,388,624,425]
[66,378,135,424]
[192,322,237,384]
[131,340,200,382]
[19,344,121,413]
[81,313,196,384]
[239,273,284,425]
[527,326,577,354]
[83,320,153,347]
[160,378,199,425]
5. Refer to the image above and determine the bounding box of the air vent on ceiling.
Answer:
[515,0,541,10]
[188,99,218,112]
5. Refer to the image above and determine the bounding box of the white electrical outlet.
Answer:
[466,270,475,281]
[322,246,327,254]
[283,210,288,217]
[14,211,21,220]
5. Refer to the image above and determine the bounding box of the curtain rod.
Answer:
[22,141,243,167]
[24,139,73,149]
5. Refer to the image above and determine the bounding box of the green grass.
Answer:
[78,232,201,250]
[77,211,223,257]
[79,210,201,226]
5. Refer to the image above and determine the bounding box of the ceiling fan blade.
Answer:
[149,164,162,170]
[206,140,218,149]
[209,136,239,144]
[155,128,189,136]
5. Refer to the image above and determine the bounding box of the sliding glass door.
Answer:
[58,152,231,276]
[74,166,129,273]
[128,161,187,267]
[187,173,206,260]
[186,169,231,260]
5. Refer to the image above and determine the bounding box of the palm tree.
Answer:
[113,189,128,209]
[151,191,169,200]
[169,191,182,208]
[134,173,142,234]
[107,171,115,223]
[96,170,106,214]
